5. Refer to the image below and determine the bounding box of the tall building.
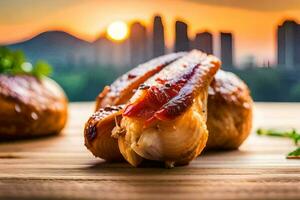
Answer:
[94,36,111,66]
[94,35,130,68]
[175,20,189,52]
[153,15,165,57]
[220,32,233,68]
[193,31,213,54]
[129,22,148,67]
[277,20,300,69]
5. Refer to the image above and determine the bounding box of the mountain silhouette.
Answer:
[7,30,134,70]
[8,31,94,68]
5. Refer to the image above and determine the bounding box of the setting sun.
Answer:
[106,21,129,41]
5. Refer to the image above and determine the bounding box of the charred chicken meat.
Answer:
[84,49,253,167]
[85,50,221,167]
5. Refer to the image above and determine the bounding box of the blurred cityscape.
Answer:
[4,15,300,102]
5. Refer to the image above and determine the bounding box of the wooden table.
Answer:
[0,102,299,200]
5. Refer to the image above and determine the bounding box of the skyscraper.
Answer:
[129,22,148,67]
[277,20,300,69]
[175,20,189,52]
[220,32,233,68]
[94,35,130,68]
[94,36,113,66]
[153,15,165,57]
[193,31,213,54]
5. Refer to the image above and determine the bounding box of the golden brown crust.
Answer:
[88,52,186,161]
[122,50,220,124]
[0,75,68,138]
[208,70,252,108]
[115,50,221,167]
[85,50,221,164]
[84,105,124,161]
[206,71,253,150]
[85,53,253,165]
[95,52,186,110]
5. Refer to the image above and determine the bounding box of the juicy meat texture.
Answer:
[96,52,186,110]
[84,105,125,161]
[84,50,221,166]
[123,50,220,125]
[84,51,253,167]
[114,50,220,167]
[123,65,199,123]
[86,52,185,161]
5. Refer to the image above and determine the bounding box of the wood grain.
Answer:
[0,102,299,200]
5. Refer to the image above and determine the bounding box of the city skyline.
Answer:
[1,0,300,65]
[277,20,300,69]
[5,14,299,70]
[6,14,235,70]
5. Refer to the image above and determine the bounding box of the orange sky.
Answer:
[1,0,300,65]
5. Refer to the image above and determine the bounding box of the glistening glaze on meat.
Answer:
[96,52,186,109]
[84,51,254,166]
[86,52,185,161]
[114,50,220,167]
[0,75,68,138]
[84,105,125,161]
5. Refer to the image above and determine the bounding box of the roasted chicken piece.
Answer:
[0,75,68,138]
[206,70,253,149]
[96,52,186,109]
[85,105,124,161]
[84,50,253,167]
[110,50,220,167]
[113,50,220,167]
[85,52,185,161]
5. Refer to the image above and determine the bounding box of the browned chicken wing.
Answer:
[84,50,253,167]
[114,50,220,167]
[96,52,186,109]
[86,52,186,161]
[85,50,220,167]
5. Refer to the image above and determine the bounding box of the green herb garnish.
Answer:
[257,128,300,145]
[0,46,52,78]
[257,128,300,158]
[287,147,300,159]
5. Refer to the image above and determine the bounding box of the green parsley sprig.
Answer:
[257,128,300,159]
[287,147,300,159]
[0,46,52,78]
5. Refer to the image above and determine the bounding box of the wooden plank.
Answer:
[0,102,299,200]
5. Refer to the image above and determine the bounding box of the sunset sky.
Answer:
[1,0,300,65]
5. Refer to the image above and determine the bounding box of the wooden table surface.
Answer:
[0,102,300,200]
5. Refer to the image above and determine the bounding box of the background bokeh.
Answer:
[1,0,300,102]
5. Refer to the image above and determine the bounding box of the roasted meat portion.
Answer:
[84,50,253,168]
[96,52,186,109]
[0,75,68,138]
[114,50,220,167]
[86,52,186,161]
[85,50,220,167]
[206,70,253,149]
[85,105,125,161]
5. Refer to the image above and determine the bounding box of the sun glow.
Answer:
[106,21,129,41]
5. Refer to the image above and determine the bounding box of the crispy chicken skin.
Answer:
[85,51,220,165]
[84,50,253,167]
[0,75,68,138]
[113,50,220,167]
[206,70,253,149]
[86,52,185,161]
[96,52,186,110]
[85,105,124,161]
